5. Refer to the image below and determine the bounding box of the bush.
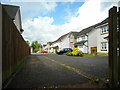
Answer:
[72,47,83,56]
[65,51,73,56]
[65,48,83,57]
[75,50,83,56]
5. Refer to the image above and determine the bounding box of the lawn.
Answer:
[83,53,108,57]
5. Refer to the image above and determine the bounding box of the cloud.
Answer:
[22,0,118,45]
[22,16,62,44]
[2,1,57,22]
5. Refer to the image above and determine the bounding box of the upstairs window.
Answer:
[70,38,73,42]
[81,36,85,40]
[101,26,109,34]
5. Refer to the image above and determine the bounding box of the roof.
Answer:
[50,46,59,49]
[43,44,47,47]
[74,40,87,45]
[69,32,79,38]
[3,4,20,20]
[78,18,108,36]
[47,42,53,45]
[53,33,69,43]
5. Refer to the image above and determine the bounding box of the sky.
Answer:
[0,0,119,44]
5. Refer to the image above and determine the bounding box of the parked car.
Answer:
[56,48,73,55]
[40,51,48,53]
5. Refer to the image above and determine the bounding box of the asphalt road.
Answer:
[7,54,108,88]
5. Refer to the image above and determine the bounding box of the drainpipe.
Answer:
[86,33,89,54]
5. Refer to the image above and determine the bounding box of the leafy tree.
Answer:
[26,40,30,46]
[31,41,42,53]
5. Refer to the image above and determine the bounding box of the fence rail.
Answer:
[2,8,30,83]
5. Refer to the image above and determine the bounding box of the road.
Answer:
[7,54,108,88]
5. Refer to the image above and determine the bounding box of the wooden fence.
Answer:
[109,6,120,88]
[2,8,30,83]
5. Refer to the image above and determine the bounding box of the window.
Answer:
[71,46,73,49]
[79,45,83,48]
[101,42,107,50]
[101,26,109,34]
[70,38,73,42]
[81,36,85,40]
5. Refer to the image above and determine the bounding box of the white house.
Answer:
[49,33,69,53]
[74,25,95,53]
[60,33,69,49]
[88,18,109,54]
[75,34,88,53]
[2,4,23,33]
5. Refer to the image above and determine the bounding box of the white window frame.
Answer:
[101,42,107,51]
[101,26,109,34]
[79,45,83,48]
[81,36,85,40]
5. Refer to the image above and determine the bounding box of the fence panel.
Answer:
[2,8,30,83]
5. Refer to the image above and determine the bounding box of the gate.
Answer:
[109,6,120,88]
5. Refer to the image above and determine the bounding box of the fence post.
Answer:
[109,6,118,87]
[118,7,120,88]
[0,4,2,90]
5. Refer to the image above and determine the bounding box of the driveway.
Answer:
[7,54,108,88]
[42,54,109,78]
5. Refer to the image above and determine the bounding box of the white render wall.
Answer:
[50,41,61,53]
[88,25,109,54]
[88,29,98,54]
[77,42,88,53]
[77,35,87,42]
[0,4,2,89]
[77,35,88,53]
[60,35,69,49]
[96,28,108,53]
[13,9,22,33]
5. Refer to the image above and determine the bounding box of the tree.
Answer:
[26,40,30,46]
[31,41,41,53]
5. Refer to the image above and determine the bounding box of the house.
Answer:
[46,42,53,53]
[43,44,47,51]
[74,26,94,53]
[1,4,23,33]
[74,18,108,54]
[59,33,69,49]
[69,32,79,49]
[86,18,109,54]
[47,33,69,53]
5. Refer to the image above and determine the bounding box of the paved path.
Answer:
[7,54,108,88]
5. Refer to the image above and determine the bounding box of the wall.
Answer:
[60,35,69,49]
[88,29,98,54]
[69,34,77,49]
[96,26,108,53]
[13,9,21,32]
[2,8,30,83]
[0,4,2,89]
[77,35,88,53]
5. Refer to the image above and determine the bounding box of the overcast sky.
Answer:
[0,0,119,44]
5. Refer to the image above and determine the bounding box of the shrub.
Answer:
[65,51,73,56]
[72,47,79,56]
[72,47,83,56]
[75,50,83,56]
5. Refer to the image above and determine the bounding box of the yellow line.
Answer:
[43,56,92,79]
